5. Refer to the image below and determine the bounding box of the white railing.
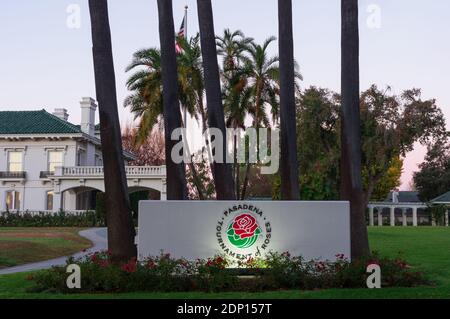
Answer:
[56,166,166,177]
[2,210,91,216]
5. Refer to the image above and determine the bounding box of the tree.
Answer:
[341,0,369,258]
[278,0,300,200]
[368,156,403,201]
[360,86,446,203]
[122,125,165,166]
[414,139,450,202]
[124,37,208,199]
[217,29,253,199]
[296,87,341,200]
[157,0,187,200]
[88,0,136,262]
[296,85,446,204]
[197,0,235,200]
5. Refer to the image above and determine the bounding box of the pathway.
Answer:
[0,228,107,275]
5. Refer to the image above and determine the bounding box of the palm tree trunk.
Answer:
[278,0,300,200]
[197,0,235,200]
[199,99,215,178]
[341,0,370,259]
[88,0,136,262]
[233,131,240,199]
[240,162,251,200]
[157,0,187,200]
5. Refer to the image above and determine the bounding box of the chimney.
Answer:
[80,97,97,136]
[53,108,69,121]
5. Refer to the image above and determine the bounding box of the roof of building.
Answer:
[0,110,136,160]
[385,191,421,203]
[0,110,83,135]
[431,191,450,203]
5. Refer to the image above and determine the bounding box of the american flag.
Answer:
[175,17,185,54]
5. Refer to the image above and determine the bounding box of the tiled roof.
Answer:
[0,110,82,135]
[431,191,450,203]
[385,191,421,203]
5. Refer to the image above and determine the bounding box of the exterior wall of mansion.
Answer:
[0,98,166,212]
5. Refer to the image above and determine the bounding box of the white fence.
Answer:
[56,166,166,177]
[1,210,93,216]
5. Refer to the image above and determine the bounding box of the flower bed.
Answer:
[28,251,429,293]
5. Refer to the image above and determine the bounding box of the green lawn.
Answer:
[0,227,449,299]
[0,228,92,269]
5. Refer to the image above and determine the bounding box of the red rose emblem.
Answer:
[232,214,259,239]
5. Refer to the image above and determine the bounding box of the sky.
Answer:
[0,0,449,190]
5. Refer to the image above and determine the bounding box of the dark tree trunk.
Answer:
[278,0,300,200]
[88,0,136,262]
[341,0,370,259]
[197,0,235,200]
[157,0,188,200]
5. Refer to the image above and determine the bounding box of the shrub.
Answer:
[29,251,429,294]
[0,210,105,227]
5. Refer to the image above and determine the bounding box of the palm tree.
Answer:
[124,48,163,145]
[278,0,300,200]
[124,37,208,199]
[341,0,370,258]
[157,0,187,200]
[216,29,253,73]
[125,36,204,144]
[217,29,253,198]
[197,0,235,200]
[239,37,302,199]
[88,0,136,262]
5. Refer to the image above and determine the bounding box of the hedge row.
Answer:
[0,210,106,227]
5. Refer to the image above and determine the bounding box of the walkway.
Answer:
[0,228,107,275]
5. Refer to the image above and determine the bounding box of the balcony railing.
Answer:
[0,171,26,179]
[54,166,166,177]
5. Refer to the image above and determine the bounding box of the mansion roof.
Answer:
[0,110,83,135]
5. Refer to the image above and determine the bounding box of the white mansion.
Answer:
[0,97,166,213]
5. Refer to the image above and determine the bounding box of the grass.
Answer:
[0,228,92,269]
[0,227,449,299]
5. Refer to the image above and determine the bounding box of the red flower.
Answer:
[316,261,326,272]
[367,260,379,266]
[121,261,137,273]
[232,214,259,239]
[90,253,99,262]
[335,253,346,260]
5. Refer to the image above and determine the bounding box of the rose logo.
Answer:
[227,213,261,249]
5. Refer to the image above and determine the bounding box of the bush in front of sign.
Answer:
[27,251,429,293]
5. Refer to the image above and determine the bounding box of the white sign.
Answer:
[138,201,350,262]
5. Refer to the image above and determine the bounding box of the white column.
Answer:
[445,209,449,227]
[369,206,374,226]
[390,206,396,226]
[53,192,62,212]
[402,208,407,226]
[377,208,383,226]
[412,207,418,227]
[160,179,167,201]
